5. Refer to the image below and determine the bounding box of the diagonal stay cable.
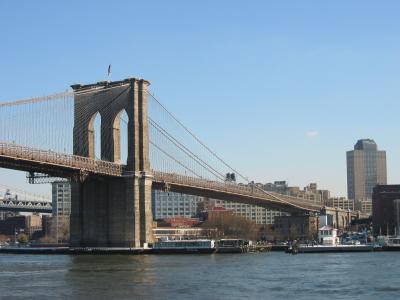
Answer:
[147,91,250,183]
[148,117,226,181]
[147,91,318,209]
[121,116,224,180]
[149,140,202,179]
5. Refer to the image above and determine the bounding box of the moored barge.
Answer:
[152,239,216,254]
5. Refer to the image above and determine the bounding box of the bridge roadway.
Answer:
[0,142,322,212]
[151,171,321,213]
[0,142,122,178]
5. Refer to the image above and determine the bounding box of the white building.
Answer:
[213,200,289,224]
[325,197,355,211]
[152,190,289,224]
[152,190,203,219]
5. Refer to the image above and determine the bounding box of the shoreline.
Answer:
[1,245,399,255]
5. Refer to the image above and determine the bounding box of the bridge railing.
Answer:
[0,142,123,177]
[152,171,321,210]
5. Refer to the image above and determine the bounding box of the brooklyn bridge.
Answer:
[0,77,332,247]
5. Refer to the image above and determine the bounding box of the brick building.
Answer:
[372,185,400,235]
[273,215,319,241]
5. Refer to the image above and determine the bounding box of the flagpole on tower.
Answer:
[107,64,111,80]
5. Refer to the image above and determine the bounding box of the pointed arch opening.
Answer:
[113,109,128,164]
[88,112,101,160]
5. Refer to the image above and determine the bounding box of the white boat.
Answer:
[292,244,374,253]
[152,239,216,254]
[287,226,374,253]
[377,236,400,251]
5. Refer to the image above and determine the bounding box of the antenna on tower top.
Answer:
[107,64,111,77]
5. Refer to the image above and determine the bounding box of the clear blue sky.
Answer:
[0,0,399,197]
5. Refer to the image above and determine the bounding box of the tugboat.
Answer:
[286,226,374,254]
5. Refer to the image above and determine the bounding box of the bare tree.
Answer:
[202,211,259,240]
[39,216,70,244]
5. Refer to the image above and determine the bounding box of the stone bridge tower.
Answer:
[70,78,153,248]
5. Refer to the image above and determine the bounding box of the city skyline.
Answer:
[1,3,400,298]
[1,1,400,197]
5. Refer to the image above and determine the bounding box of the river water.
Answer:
[0,252,399,299]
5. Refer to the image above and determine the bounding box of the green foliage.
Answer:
[17,233,29,244]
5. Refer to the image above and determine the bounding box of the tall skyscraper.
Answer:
[347,139,387,201]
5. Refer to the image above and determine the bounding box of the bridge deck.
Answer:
[0,143,123,177]
[0,143,322,212]
[152,171,322,212]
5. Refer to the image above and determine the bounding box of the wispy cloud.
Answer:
[306,131,319,137]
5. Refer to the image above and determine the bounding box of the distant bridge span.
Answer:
[0,182,52,213]
[0,198,52,213]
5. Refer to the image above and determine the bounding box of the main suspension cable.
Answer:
[148,91,250,183]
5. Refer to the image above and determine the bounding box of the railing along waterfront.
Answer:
[152,171,322,211]
[0,142,123,177]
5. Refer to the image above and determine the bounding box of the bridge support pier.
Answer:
[70,78,153,248]
[70,173,153,248]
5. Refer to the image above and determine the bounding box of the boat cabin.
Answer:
[318,225,339,245]
[153,239,215,249]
